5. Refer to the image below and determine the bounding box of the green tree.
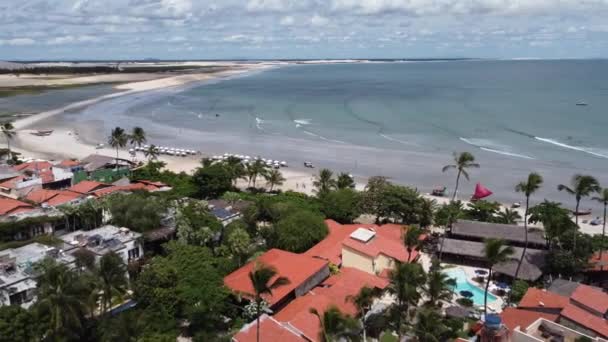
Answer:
[513,172,543,284]
[482,239,514,316]
[434,200,464,227]
[528,201,574,249]
[143,144,159,161]
[246,160,270,188]
[222,156,246,186]
[175,200,222,247]
[314,168,337,195]
[423,259,456,308]
[496,208,522,224]
[269,210,328,252]
[193,163,234,198]
[264,169,286,191]
[0,305,37,342]
[361,176,390,223]
[377,184,423,224]
[346,286,382,342]
[413,309,450,342]
[73,248,96,273]
[593,188,608,266]
[442,152,480,201]
[558,174,600,251]
[464,200,500,222]
[403,226,423,262]
[388,262,426,340]
[98,251,128,314]
[510,280,529,303]
[249,263,290,342]
[1,122,15,165]
[418,197,436,228]
[226,227,251,266]
[337,173,356,189]
[33,258,93,341]
[108,126,128,170]
[129,126,147,149]
[320,188,362,224]
[106,193,165,232]
[310,306,360,342]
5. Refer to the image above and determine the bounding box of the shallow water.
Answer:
[33,61,608,209]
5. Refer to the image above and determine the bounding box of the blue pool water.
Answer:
[444,268,497,306]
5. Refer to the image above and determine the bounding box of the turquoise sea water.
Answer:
[39,60,608,208]
[444,268,497,306]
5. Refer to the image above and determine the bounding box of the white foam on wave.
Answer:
[460,137,534,160]
[294,119,311,125]
[255,117,264,130]
[302,129,345,144]
[534,137,608,159]
[379,134,418,146]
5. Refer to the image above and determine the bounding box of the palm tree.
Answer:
[413,309,449,342]
[246,160,269,188]
[264,169,286,191]
[482,239,514,317]
[593,188,608,267]
[558,174,600,251]
[442,152,480,201]
[496,208,522,224]
[249,262,290,342]
[143,144,159,161]
[1,122,15,164]
[513,172,543,282]
[337,172,356,189]
[108,127,128,170]
[309,306,360,342]
[34,258,92,340]
[129,126,146,149]
[224,156,246,186]
[345,286,381,342]
[403,226,423,262]
[423,259,456,308]
[313,168,336,194]
[98,252,128,314]
[387,262,426,340]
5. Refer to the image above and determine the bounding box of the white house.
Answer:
[59,225,143,264]
[0,243,75,308]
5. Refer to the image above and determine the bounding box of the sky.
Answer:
[1,0,608,60]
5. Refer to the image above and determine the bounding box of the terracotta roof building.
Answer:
[25,189,83,207]
[68,180,111,195]
[224,249,330,309]
[0,197,34,216]
[232,314,305,342]
[518,288,569,314]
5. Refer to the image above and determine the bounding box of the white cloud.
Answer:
[280,15,294,26]
[47,35,101,45]
[311,14,328,26]
[0,38,35,46]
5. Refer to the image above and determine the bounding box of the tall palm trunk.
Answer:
[451,170,462,201]
[514,195,529,281]
[601,203,607,270]
[574,199,580,252]
[484,268,492,317]
[256,299,261,342]
[115,147,120,171]
[361,307,367,342]
[5,136,11,163]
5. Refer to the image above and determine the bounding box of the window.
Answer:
[127,247,140,261]
[9,290,29,305]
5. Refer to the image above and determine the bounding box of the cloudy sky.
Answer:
[1,0,608,60]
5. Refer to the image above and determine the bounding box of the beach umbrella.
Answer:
[459,290,474,298]
[475,269,488,275]
[497,282,509,289]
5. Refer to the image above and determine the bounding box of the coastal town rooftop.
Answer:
[59,225,142,257]
[451,219,546,247]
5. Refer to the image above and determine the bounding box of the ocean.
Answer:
[31,60,608,209]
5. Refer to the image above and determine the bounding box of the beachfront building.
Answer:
[0,199,65,241]
[224,249,330,311]
[304,219,421,276]
[13,160,74,190]
[59,225,144,265]
[208,199,252,226]
[72,154,134,184]
[440,220,547,281]
[496,281,608,340]
[231,267,389,342]
[0,242,75,308]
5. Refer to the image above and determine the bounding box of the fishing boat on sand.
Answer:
[432,186,447,197]
[30,129,53,136]
[573,208,592,216]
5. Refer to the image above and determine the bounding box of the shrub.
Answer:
[456,298,473,307]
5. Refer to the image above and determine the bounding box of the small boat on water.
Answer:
[432,186,447,197]
[573,208,592,216]
[576,102,588,106]
[30,129,53,136]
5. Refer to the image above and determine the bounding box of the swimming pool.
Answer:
[443,268,497,306]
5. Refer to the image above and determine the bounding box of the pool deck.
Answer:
[443,263,505,313]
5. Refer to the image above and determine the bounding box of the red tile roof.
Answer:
[232,314,305,342]
[68,180,111,194]
[570,284,608,315]
[274,267,387,341]
[560,304,608,338]
[134,180,169,190]
[25,189,60,204]
[0,175,25,189]
[58,159,81,168]
[46,191,82,206]
[304,220,418,265]
[501,307,558,332]
[13,161,52,172]
[91,183,147,197]
[0,197,34,216]
[518,288,569,310]
[223,249,329,306]
[39,170,55,184]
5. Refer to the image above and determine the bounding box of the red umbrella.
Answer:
[472,183,493,200]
